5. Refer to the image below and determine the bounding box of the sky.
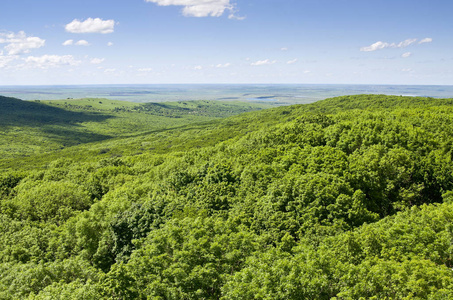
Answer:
[1,0,452,85]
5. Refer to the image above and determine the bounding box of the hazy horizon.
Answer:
[2,83,453,103]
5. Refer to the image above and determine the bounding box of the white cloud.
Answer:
[90,58,105,64]
[138,68,153,72]
[360,41,391,52]
[287,58,298,64]
[401,68,412,72]
[228,13,245,20]
[194,65,203,70]
[360,38,418,52]
[0,54,16,68]
[145,0,239,18]
[0,31,45,55]
[107,42,114,46]
[281,47,288,51]
[65,18,115,34]
[75,40,90,46]
[397,38,417,48]
[62,39,74,46]
[419,37,433,44]
[23,55,81,69]
[64,39,90,46]
[215,63,231,68]
[251,59,276,66]
[401,52,412,58]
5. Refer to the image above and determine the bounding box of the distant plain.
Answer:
[1,84,453,103]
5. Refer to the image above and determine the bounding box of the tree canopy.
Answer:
[1,94,453,299]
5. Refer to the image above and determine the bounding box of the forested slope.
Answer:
[1,94,453,299]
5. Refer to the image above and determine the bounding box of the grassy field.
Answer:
[0,96,271,165]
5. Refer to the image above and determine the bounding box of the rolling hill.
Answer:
[1,94,453,299]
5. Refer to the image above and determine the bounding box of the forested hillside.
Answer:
[1,94,453,299]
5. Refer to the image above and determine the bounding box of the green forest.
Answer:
[1,94,453,299]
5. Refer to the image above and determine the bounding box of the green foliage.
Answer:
[0,96,268,163]
[2,94,453,298]
[109,200,167,262]
[28,280,102,300]
[0,257,101,299]
[103,212,263,299]
[9,181,92,224]
[0,172,24,197]
[221,248,334,299]
[0,214,54,263]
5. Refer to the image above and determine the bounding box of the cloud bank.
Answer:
[23,55,81,69]
[0,31,45,55]
[0,55,16,68]
[65,18,115,34]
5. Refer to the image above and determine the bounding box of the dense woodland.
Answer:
[1,94,453,299]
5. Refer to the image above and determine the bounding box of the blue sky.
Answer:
[1,0,452,85]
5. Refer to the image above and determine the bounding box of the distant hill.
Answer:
[0,95,112,127]
[0,96,269,161]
